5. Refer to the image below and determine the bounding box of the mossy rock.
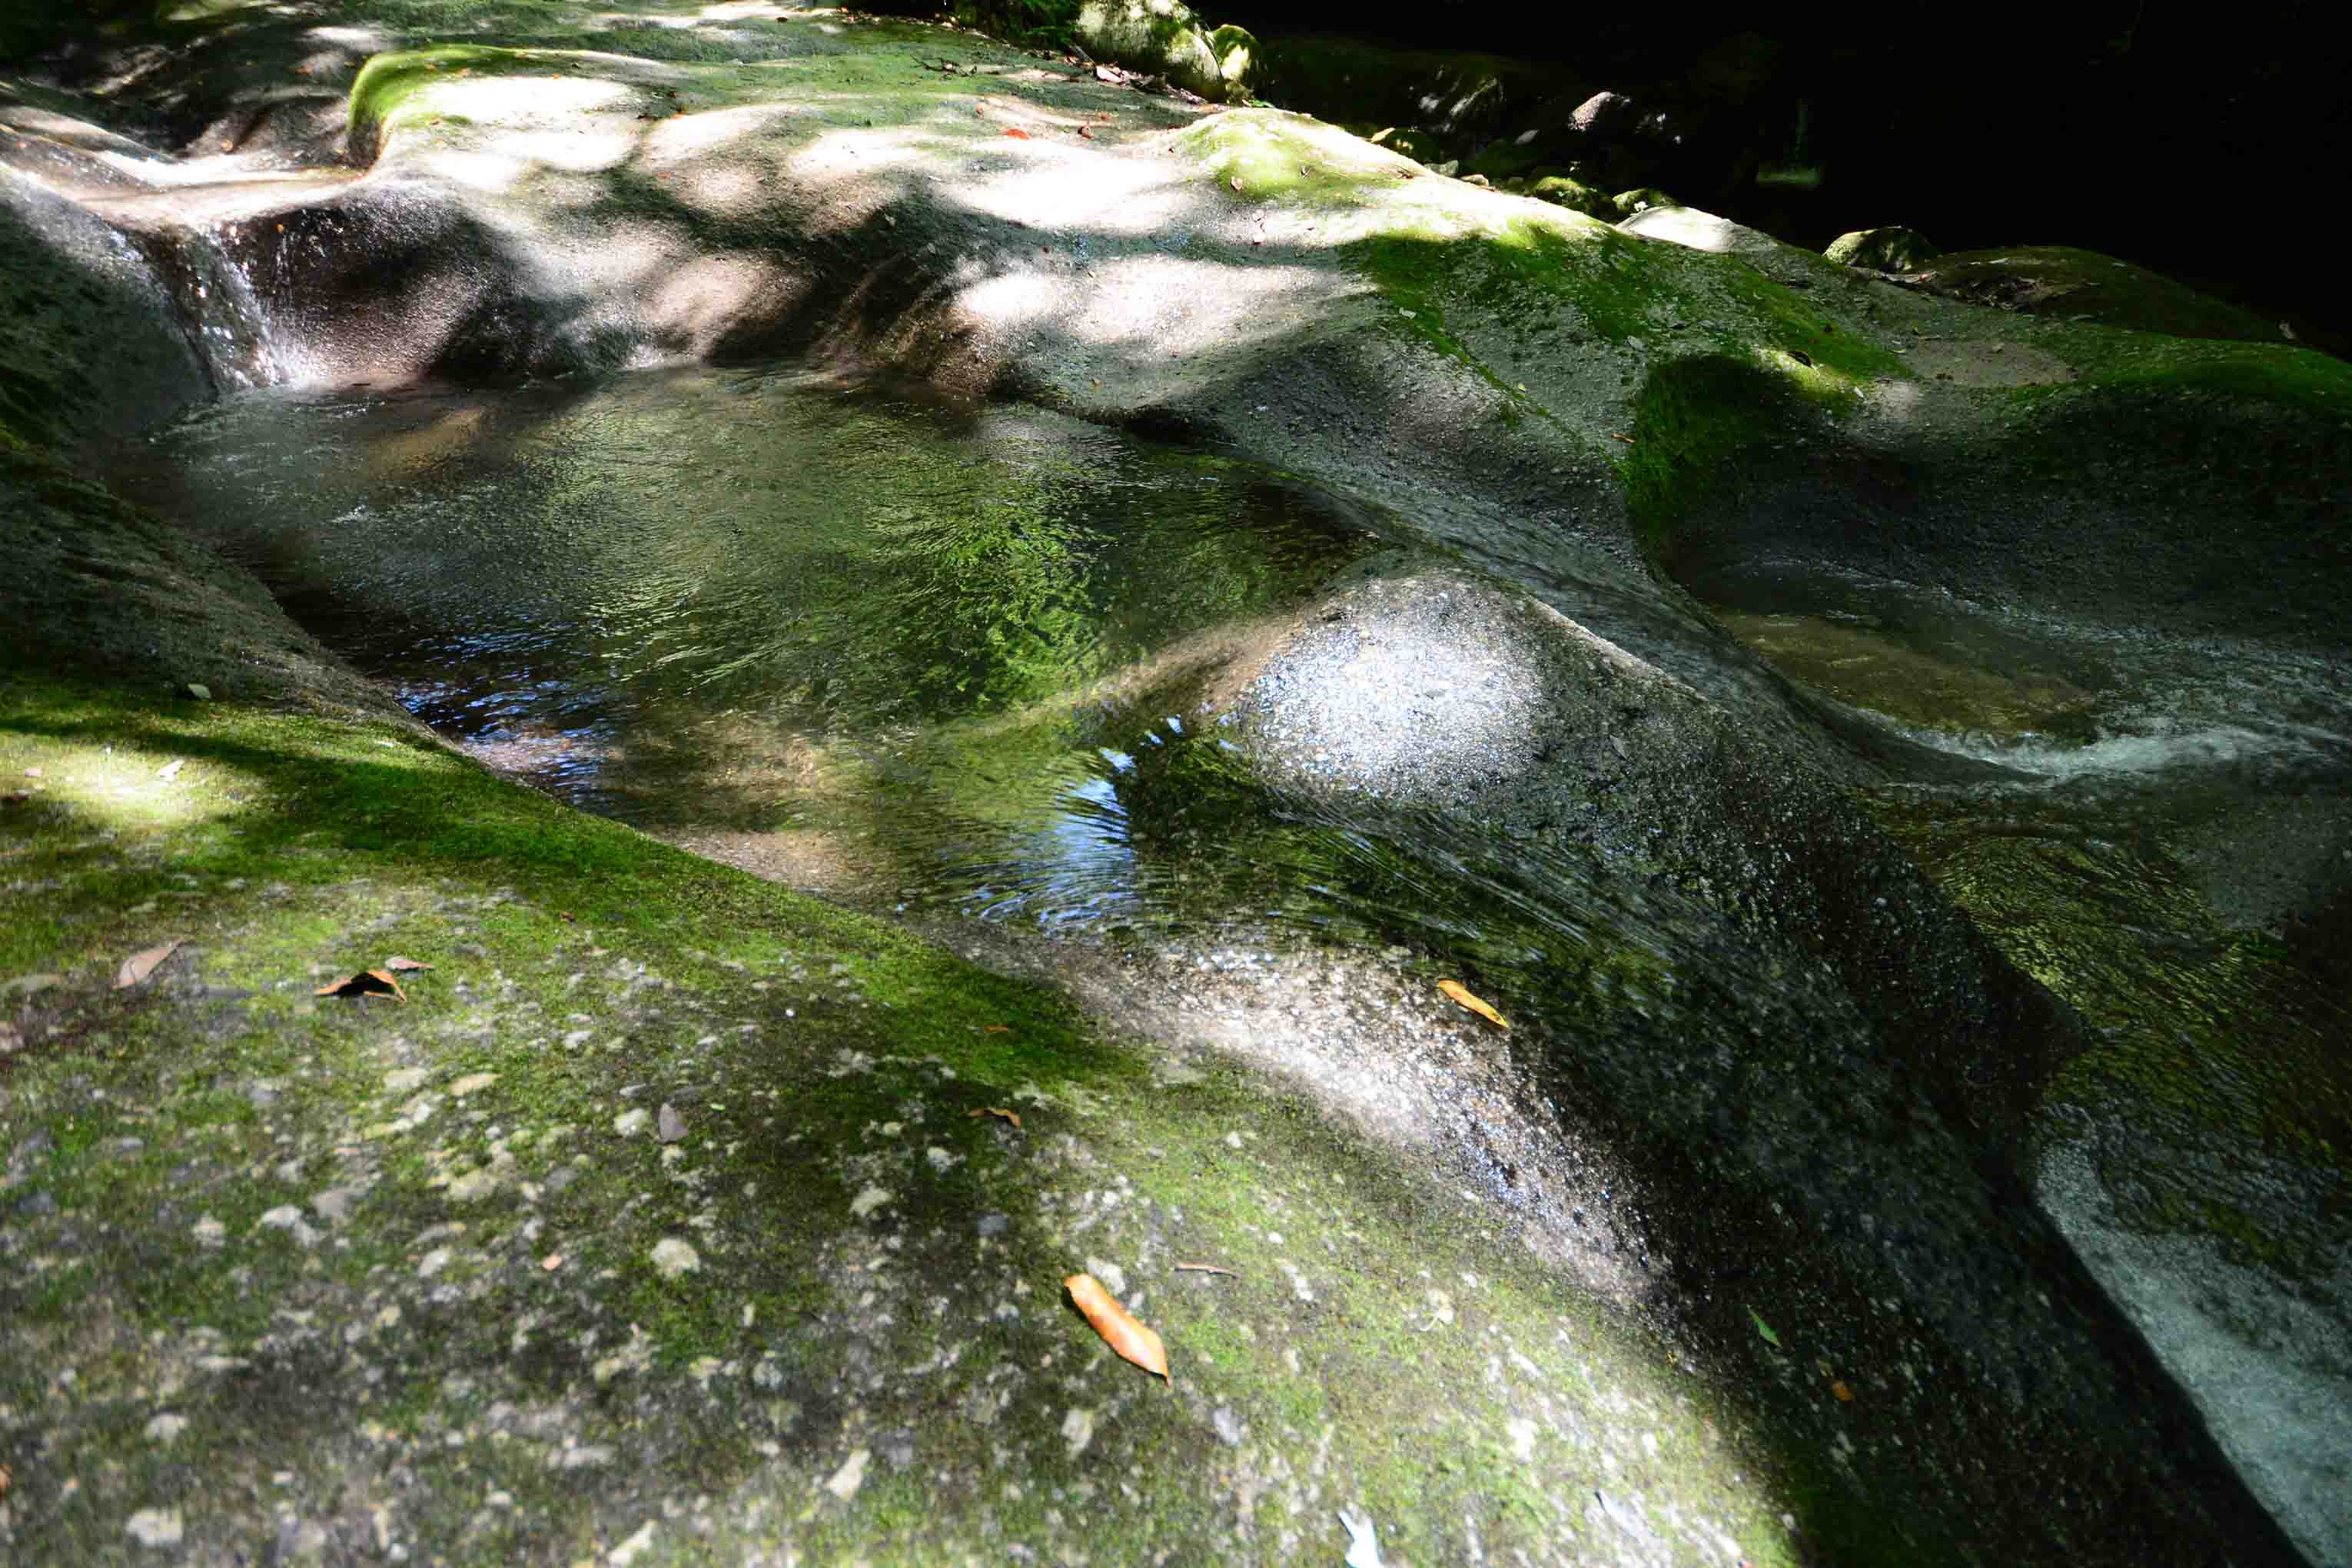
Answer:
[1527,172,1614,218]
[1248,32,1562,141]
[1205,22,1260,100]
[1823,224,1939,272]
[1462,135,1543,183]
[1612,185,1678,219]
[1905,245,2295,344]
[1074,0,1223,99]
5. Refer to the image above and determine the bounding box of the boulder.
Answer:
[1526,172,1615,218]
[1074,0,1224,101]
[1825,224,1940,271]
[1205,22,1259,101]
[1611,184,1678,218]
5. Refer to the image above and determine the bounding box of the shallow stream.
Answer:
[116,363,2352,1052]
[113,353,2352,1563]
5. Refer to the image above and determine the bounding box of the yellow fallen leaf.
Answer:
[1065,1273,1169,1384]
[1437,979,1508,1029]
[115,939,184,989]
[968,1107,1023,1130]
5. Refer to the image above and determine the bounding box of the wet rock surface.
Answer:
[2,2,2348,1563]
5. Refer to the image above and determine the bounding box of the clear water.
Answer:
[115,367,2352,1106]
[116,363,1836,1050]
[118,367,1404,912]
[1687,556,2352,785]
[1686,553,2352,1196]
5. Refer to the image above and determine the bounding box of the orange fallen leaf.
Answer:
[1065,1273,1169,1383]
[1831,1380,1855,1403]
[1003,127,1030,139]
[383,955,434,972]
[969,1106,1023,1130]
[315,970,406,1003]
[1437,979,1508,1030]
[115,939,184,990]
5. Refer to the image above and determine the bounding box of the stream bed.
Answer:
[108,356,2352,1562]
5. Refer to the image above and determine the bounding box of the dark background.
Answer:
[1219,0,2347,344]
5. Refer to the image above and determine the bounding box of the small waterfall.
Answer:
[129,221,284,391]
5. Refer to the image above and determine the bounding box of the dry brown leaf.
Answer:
[115,939,184,990]
[315,970,406,1003]
[1065,1273,1169,1384]
[1174,1261,1237,1277]
[982,1024,1011,1034]
[541,1252,564,1271]
[1437,978,1508,1029]
[383,955,434,972]
[1227,175,1242,191]
[968,1106,1023,1130]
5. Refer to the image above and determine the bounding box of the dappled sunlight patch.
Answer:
[640,100,802,164]
[0,733,251,838]
[961,252,1340,364]
[642,251,806,357]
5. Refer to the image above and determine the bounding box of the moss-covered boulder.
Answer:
[1526,171,1615,218]
[1611,185,1679,219]
[1205,22,1260,101]
[1899,244,2297,343]
[1823,224,1939,272]
[1075,0,1224,99]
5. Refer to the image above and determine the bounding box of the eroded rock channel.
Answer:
[4,3,2347,1564]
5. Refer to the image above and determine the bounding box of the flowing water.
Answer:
[115,362,1849,1056]
[112,359,2352,1558]
[116,365,2352,1017]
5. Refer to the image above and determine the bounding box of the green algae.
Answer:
[2,669,1806,1563]
[1869,792,2351,1208]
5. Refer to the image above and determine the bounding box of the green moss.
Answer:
[348,44,515,158]
[1526,173,1614,218]
[1915,246,2291,344]
[1868,796,2352,1201]
[2025,328,2352,420]
[1618,354,1859,565]
[0,646,1822,1559]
